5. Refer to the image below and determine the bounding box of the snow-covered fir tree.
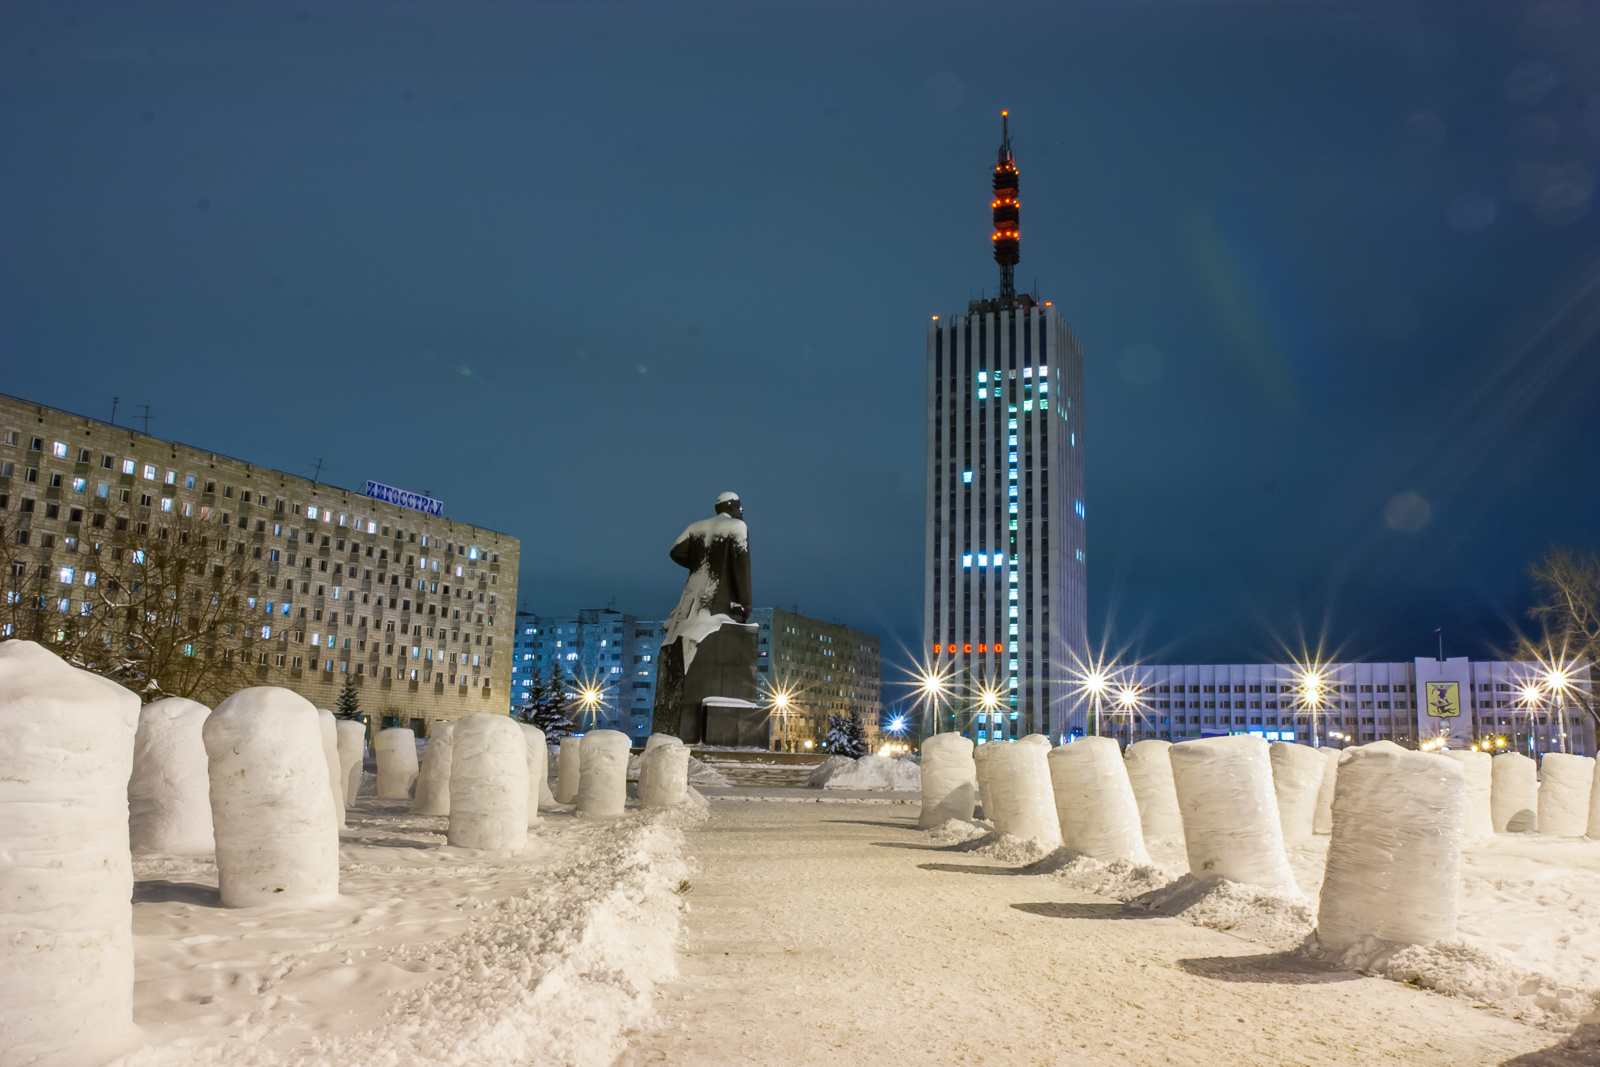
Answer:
[335,675,360,719]
[826,712,867,757]
[525,666,575,741]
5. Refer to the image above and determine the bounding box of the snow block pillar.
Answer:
[0,641,140,1067]
[1440,750,1494,841]
[1048,736,1150,864]
[1270,742,1326,845]
[1538,753,1594,836]
[1491,752,1538,832]
[448,714,529,852]
[203,687,341,908]
[555,737,582,804]
[318,709,346,828]
[1168,735,1297,892]
[1312,747,1342,835]
[982,740,1062,849]
[129,696,215,855]
[576,729,631,817]
[375,726,419,799]
[1124,739,1184,847]
[336,719,367,807]
[919,732,977,829]
[639,740,690,809]
[1316,745,1464,954]
[517,723,546,827]
[411,720,455,816]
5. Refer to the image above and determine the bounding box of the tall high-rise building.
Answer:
[923,114,1088,743]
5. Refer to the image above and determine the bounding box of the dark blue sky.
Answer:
[3,1,1597,690]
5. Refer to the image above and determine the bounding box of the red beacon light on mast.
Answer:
[992,110,1020,304]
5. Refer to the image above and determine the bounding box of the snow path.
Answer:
[620,801,1582,1066]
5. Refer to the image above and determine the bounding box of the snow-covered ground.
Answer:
[622,800,1585,1066]
[110,795,697,1067]
[80,768,1600,1066]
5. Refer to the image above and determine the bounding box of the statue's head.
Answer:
[715,491,743,520]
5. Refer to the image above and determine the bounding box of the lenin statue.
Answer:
[652,492,765,746]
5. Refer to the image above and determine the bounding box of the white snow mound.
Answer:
[808,755,921,791]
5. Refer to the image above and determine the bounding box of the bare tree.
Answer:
[1,503,262,704]
[1518,547,1600,724]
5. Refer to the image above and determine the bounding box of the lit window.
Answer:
[1008,435,1017,446]
[1008,452,1018,464]
[976,554,988,566]
[84,572,96,586]
[962,471,972,483]
[122,459,135,474]
[1039,366,1049,376]
[1039,382,1048,394]
[58,567,75,584]
[1022,367,1032,378]
[1075,500,1086,519]
[165,470,176,484]
[977,387,988,399]
[1008,418,1018,430]
[142,464,156,480]
[1009,487,1017,498]
[71,477,86,493]
[160,498,173,512]
[977,371,988,383]
[1023,401,1033,411]
[52,441,68,457]
[307,506,319,519]
[962,554,973,568]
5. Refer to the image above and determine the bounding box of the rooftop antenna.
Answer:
[992,110,1019,305]
[110,397,119,426]
[137,404,151,434]
[311,458,324,482]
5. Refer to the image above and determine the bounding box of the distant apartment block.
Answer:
[510,608,661,738]
[0,393,519,735]
[511,604,884,750]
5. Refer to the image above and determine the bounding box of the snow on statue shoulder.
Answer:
[653,493,764,746]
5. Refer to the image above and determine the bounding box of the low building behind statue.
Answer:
[652,492,765,746]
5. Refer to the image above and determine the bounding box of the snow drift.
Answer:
[1124,738,1184,847]
[810,755,921,792]
[335,718,366,807]
[1538,753,1594,836]
[517,723,546,827]
[1491,752,1538,833]
[1270,741,1326,845]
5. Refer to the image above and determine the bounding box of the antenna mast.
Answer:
[991,111,1020,304]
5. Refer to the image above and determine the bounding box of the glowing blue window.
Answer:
[1022,367,1033,378]
[962,471,972,483]
[1008,435,1017,446]
[962,554,973,567]
[1075,499,1086,519]
[977,388,988,399]
[1023,400,1033,411]
[1008,418,1018,429]
[1039,382,1048,394]
[1040,400,1049,410]
[993,554,1005,567]
[977,371,988,383]
[1009,487,1018,498]
[1070,432,1076,446]
[1039,365,1049,376]
[1009,503,1018,514]
[1008,452,1017,463]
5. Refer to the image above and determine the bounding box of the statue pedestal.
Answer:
[662,621,760,745]
[702,697,768,748]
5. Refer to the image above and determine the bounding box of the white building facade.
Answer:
[1101,657,1593,756]
[923,300,1088,742]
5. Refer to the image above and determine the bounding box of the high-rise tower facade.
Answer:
[922,116,1088,742]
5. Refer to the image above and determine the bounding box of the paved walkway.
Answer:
[619,801,1582,1067]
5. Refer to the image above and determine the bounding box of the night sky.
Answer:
[3,1,1597,696]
